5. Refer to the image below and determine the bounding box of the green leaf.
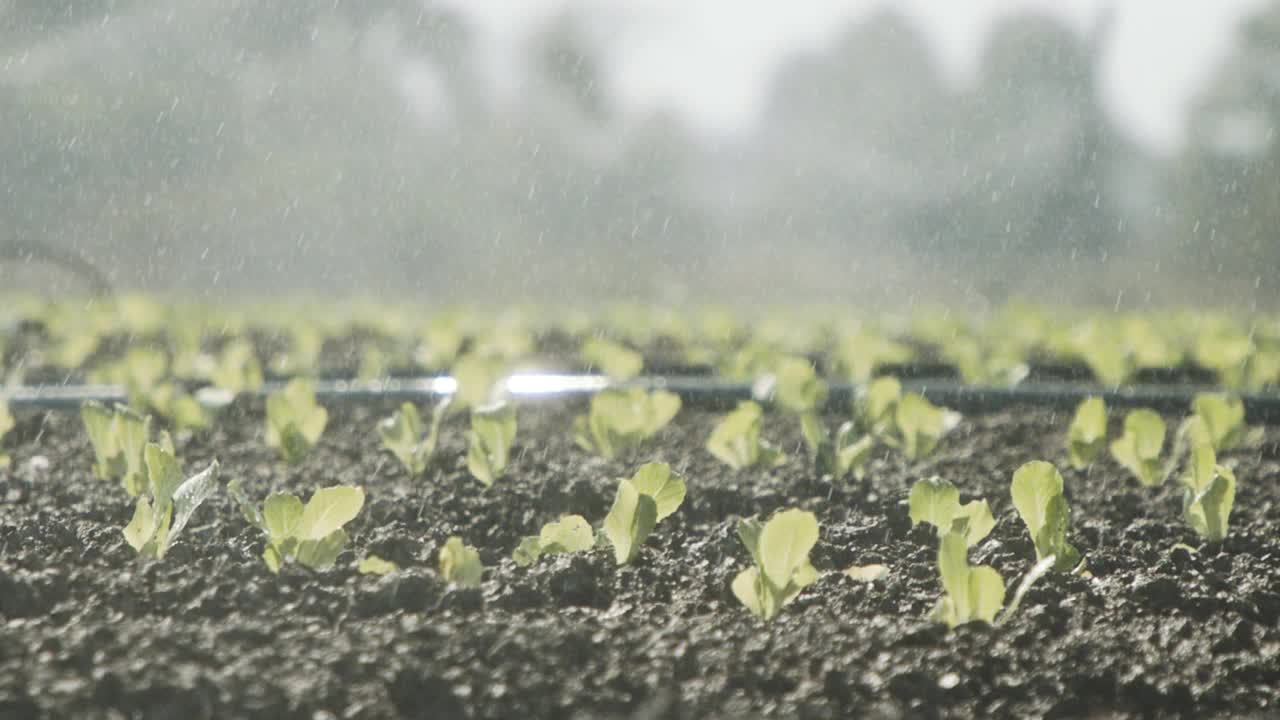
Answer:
[114,407,152,497]
[772,356,828,415]
[451,353,503,409]
[1010,461,1079,570]
[297,485,365,540]
[909,476,960,531]
[1184,465,1235,543]
[466,403,517,486]
[953,500,995,548]
[934,532,1006,627]
[265,379,327,464]
[843,564,889,582]
[358,555,399,576]
[294,528,349,570]
[706,400,785,470]
[968,565,1007,624]
[833,423,874,480]
[378,402,427,476]
[1191,393,1245,452]
[736,517,765,568]
[1066,397,1107,469]
[603,479,659,565]
[581,337,643,379]
[1109,409,1166,486]
[575,389,681,459]
[855,376,901,435]
[160,460,219,557]
[512,536,544,566]
[122,497,159,554]
[81,401,119,480]
[732,567,767,619]
[538,515,594,555]
[758,509,819,594]
[262,494,304,542]
[438,536,485,587]
[143,443,182,508]
[628,462,687,521]
[893,393,959,461]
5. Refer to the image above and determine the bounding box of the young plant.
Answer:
[378,399,450,476]
[210,339,264,396]
[438,536,485,587]
[0,399,13,468]
[81,401,154,496]
[512,515,595,566]
[1191,393,1246,452]
[602,462,687,564]
[771,356,828,416]
[891,392,961,461]
[228,482,366,573]
[908,476,995,548]
[265,378,328,465]
[932,532,1005,628]
[1109,408,1166,486]
[807,418,875,480]
[1009,461,1081,571]
[358,555,399,576]
[122,444,220,560]
[854,376,902,437]
[705,400,785,470]
[1066,397,1107,469]
[581,337,643,379]
[573,388,681,459]
[1179,418,1236,543]
[467,402,517,486]
[731,509,820,621]
[451,353,505,409]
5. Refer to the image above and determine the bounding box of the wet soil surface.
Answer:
[2,398,1280,719]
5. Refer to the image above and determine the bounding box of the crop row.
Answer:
[1,365,1247,629]
[3,296,1280,393]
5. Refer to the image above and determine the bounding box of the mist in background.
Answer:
[2,0,1279,310]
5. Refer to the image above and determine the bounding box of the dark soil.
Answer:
[2,397,1280,719]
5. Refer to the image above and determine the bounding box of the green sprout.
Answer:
[802,415,875,480]
[731,509,821,621]
[1009,461,1081,571]
[265,378,328,465]
[835,330,913,383]
[771,355,828,415]
[451,353,506,409]
[705,400,786,470]
[145,382,210,431]
[1066,397,1107,469]
[512,515,595,566]
[438,536,485,587]
[358,555,399,576]
[1179,418,1236,543]
[854,376,902,437]
[1194,328,1253,389]
[229,481,366,573]
[907,476,995,547]
[573,388,681,459]
[0,399,13,469]
[932,532,1005,628]
[891,392,961,461]
[581,337,643,379]
[210,339,264,396]
[1191,393,1246,452]
[602,462,686,564]
[81,401,155,496]
[122,444,220,560]
[1109,408,1166,486]
[467,402,517,486]
[378,399,450,477]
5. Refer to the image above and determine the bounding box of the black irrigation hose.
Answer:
[8,374,1280,424]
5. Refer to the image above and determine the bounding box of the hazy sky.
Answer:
[446,0,1267,152]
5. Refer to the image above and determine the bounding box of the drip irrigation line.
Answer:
[7,373,1280,423]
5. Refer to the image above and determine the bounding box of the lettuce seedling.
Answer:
[603,462,687,564]
[265,378,328,465]
[731,509,820,621]
[81,401,155,496]
[122,444,220,559]
[1191,393,1246,452]
[210,339,264,395]
[358,555,399,576]
[1109,409,1166,486]
[805,416,875,480]
[581,337,643,379]
[908,476,994,548]
[451,353,505,409]
[1178,420,1236,543]
[771,356,828,415]
[892,393,961,461]
[932,532,1006,628]
[706,400,785,470]
[835,330,913,383]
[1194,329,1253,389]
[228,482,365,573]
[854,376,902,437]
[573,388,681,459]
[378,399,450,476]
[467,402,517,486]
[512,514,595,566]
[1010,461,1081,571]
[0,399,13,468]
[1066,397,1107,469]
[438,536,485,587]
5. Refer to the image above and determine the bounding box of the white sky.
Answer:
[444,0,1267,152]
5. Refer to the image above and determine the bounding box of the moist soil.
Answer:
[2,398,1279,719]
